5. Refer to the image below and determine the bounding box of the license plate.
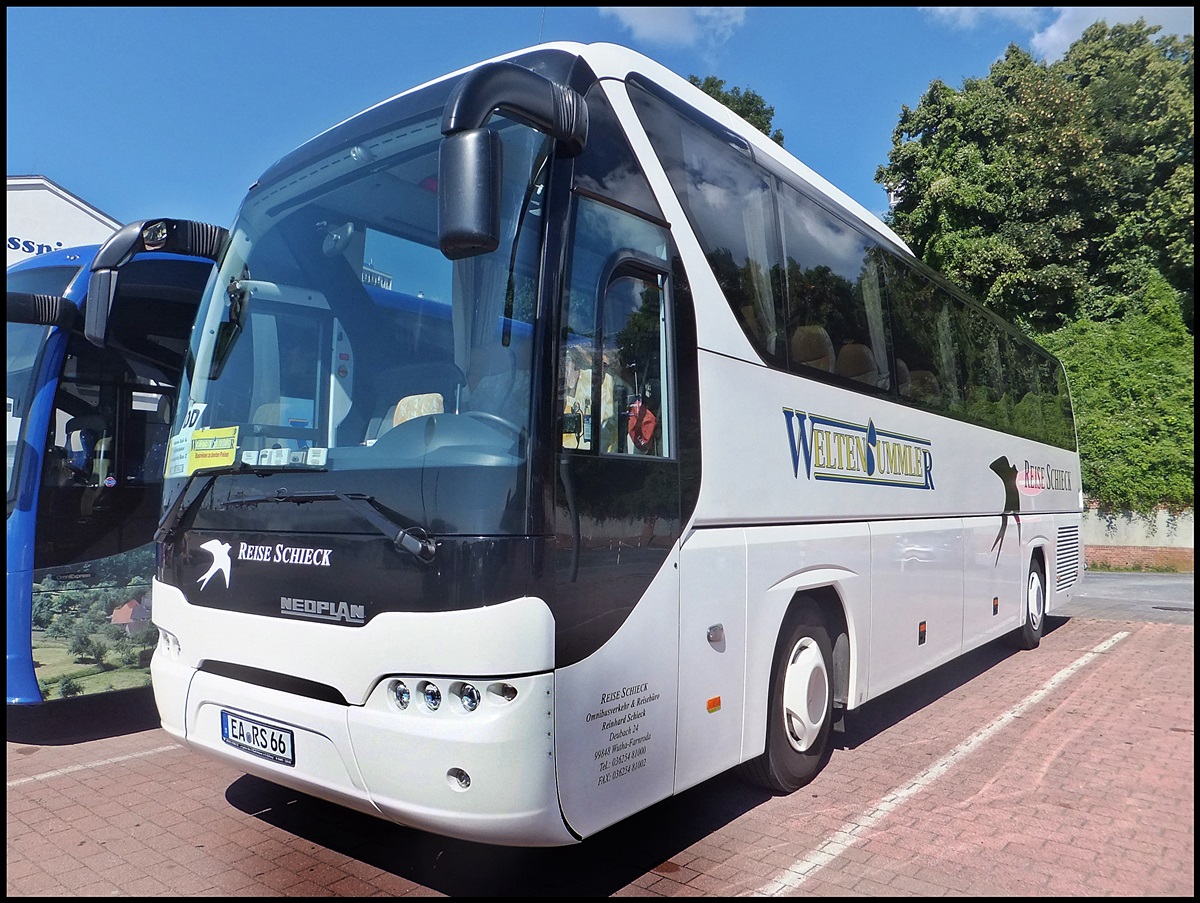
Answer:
[220,710,295,767]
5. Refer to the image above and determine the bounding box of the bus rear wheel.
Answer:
[741,612,834,794]
[1008,557,1046,650]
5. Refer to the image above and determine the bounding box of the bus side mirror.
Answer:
[85,218,229,347]
[438,128,503,260]
[6,292,80,329]
[437,60,587,261]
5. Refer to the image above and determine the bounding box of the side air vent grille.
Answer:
[199,660,348,705]
[1056,525,1081,591]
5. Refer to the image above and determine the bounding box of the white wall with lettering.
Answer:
[7,175,121,268]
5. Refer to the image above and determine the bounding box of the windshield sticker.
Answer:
[178,426,240,474]
[783,408,934,490]
[167,402,213,477]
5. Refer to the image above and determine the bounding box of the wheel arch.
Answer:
[780,585,850,710]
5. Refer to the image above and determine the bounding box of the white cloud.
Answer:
[1031,7,1195,58]
[598,7,747,47]
[921,7,1045,30]
[921,6,1194,60]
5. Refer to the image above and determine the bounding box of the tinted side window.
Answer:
[628,80,783,367]
[884,258,964,413]
[778,180,891,392]
[572,81,664,220]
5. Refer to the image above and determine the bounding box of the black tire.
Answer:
[1008,557,1046,650]
[740,611,834,794]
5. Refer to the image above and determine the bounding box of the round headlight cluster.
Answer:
[392,679,507,713]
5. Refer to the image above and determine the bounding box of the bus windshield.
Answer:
[167,92,551,538]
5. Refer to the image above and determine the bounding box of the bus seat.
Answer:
[64,415,108,475]
[463,342,530,428]
[252,403,284,425]
[466,344,514,394]
[791,325,835,372]
[908,369,941,404]
[370,359,464,440]
[836,342,881,385]
[895,358,912,397]
[128,397,172,482]
[388,393,444,428]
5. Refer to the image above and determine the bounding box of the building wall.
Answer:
[1083,507,1194,572]
[7,175,121,268]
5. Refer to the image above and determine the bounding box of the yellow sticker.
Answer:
[186,426,239,473]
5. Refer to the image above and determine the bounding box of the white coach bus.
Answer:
[151,42,1084,846]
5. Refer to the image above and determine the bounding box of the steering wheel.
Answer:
[462,410,523,440]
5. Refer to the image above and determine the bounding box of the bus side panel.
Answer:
[675,528,747,793]
[6,536,39,704]
[554,548,680,841]
[963,514,1024,650]
[867,518,965,700]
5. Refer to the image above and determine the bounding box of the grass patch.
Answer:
[32,630,153,700]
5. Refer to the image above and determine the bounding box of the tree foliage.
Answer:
[878,20,1193,333]
[1041,276,1193,511]
[688,75,785,144]
[875,19,1194,512]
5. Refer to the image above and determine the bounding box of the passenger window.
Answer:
[627,80,783,367]
[777,180,891,391]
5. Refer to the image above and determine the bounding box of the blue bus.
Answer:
[6,219,225,704]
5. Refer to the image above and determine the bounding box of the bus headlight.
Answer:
[422,682,442,710]
[391,680,410,710]
[459,683,481,712]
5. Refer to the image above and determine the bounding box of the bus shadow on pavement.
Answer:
[838,615,1070,751]
[226,766,772,896]
[6,685,161,746]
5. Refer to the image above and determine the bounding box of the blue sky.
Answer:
[6,7,1193,228]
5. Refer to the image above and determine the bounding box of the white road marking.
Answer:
[752,631,1131,896]
[7,744,181,788]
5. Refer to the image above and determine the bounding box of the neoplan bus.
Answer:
[7,220,225,704]
[151,42,1085,846]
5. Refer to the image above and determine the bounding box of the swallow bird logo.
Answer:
[197,539,232,590]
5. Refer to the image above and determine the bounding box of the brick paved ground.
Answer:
[7,615,1194,896]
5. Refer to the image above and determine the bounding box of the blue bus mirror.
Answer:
[85,219,228,347]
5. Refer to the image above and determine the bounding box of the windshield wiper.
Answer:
[155,461,328,544]
[221,488,437,564]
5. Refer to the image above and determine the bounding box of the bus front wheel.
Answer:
[741,611,834,794]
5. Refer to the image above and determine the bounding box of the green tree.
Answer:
[59,677,83,699]
[877,20,1193,332]
[1058,22,1195,328]
[688,75,785,144]
[1041,276,1194,512]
